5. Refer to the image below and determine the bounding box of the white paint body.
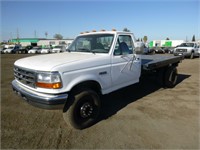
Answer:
[14,31,141,95]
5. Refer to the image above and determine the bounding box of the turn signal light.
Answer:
[36,82,62,89]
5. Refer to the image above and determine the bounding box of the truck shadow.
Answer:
[97,74,190,122]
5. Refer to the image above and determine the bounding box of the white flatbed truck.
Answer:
[12,30,183,129]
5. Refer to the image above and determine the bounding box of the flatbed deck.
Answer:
[141,54,183,70]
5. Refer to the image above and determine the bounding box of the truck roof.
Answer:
[79,30,133,36]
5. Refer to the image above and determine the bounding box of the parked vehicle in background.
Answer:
[16,45,33,54]
[0,47,4,54]
[41,47,51,54]
[197,45,200,56]
[162,47,170,53]
[174,42,199,59]
[155,48,165,53]
[168,48,175,54]
[135,42,152,54]
[16,47,28,54]
[51,45,66,53]
[2,44,15,49]
[4,45,20,54]
[28,47,42,54]
[25,45,33,51]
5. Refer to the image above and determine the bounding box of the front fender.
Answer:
[62,73,103,93]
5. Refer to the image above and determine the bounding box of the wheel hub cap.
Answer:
[80,102,93,118]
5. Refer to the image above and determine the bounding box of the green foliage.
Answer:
[123,28,130,32]
[143,36,148,42]
[192,35,195,41]
[54,34,63,40]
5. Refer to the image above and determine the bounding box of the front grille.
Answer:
[176,49,187,52]
[14,66,36,88]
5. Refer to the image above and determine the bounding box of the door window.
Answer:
[114,35,134,55]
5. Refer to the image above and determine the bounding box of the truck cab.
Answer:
[67,31,141,92]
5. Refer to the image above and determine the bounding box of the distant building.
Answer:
[149,40,185,48]
[9,38,74,47]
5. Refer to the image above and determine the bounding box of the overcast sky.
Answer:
[1,0,199,42]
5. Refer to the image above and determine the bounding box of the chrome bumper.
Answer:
[12,80,68,110]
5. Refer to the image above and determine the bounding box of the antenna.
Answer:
[10,32,13,41]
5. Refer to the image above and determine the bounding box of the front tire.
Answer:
[63,90,101,129]
[190,52,194,59]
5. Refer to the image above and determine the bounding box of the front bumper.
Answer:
[12,80,68,110]
[174,52,190,57]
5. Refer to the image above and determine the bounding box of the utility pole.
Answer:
[10,32,13,42]
[17,28,19,44]
[34,30,37,38]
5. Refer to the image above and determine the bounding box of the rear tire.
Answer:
[164,66,178,88]
[63,89,101,129]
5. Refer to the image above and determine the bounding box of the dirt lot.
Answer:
[1,54,199,149]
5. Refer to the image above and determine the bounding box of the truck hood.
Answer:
[14,52,107,71]
[175,47,193,49]
[5,48,13,51]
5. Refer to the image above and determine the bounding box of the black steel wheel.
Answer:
[164,66,178,88]
[190,52,194,59]
[63,90,101,129]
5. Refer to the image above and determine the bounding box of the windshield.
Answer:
[32,47,40,50]
[54,46,62,48]
[8,47,14,49]
[179,43,194,47]
[68,34,114,53]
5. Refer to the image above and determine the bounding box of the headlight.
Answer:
[36,72,62,89]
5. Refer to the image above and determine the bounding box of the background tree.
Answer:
[192,35,195,41]
[123,28,130,32]
[166,37,170,40]
[45,32,48,38]
[54,34,63,40]
[143,36,148,43]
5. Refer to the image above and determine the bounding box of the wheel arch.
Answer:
[68,80,102,96]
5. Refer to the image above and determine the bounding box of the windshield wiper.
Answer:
[77,48,95,54]
[77,48,90,51]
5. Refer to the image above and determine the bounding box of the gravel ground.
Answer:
[1,54,199,149]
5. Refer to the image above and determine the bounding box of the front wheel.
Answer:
[63,90,101,129]
[190,52,194,59]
